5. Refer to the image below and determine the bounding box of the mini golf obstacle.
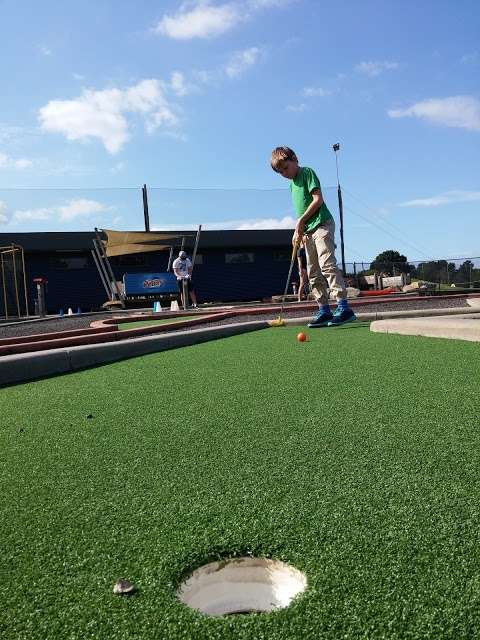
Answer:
[92,227,202,310]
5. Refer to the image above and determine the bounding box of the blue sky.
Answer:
[0,0,479,263]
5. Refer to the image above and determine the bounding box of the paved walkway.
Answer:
[371,312,480,342]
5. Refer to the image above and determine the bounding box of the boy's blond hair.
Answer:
[270,146,298,171]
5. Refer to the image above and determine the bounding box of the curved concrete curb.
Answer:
[0,321,269,387]
[370,313,480,342]
[280,306,480,327]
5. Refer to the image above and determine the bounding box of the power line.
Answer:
[342,187,434,259]
[343,202,433,261]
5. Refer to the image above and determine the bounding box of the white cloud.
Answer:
[224,47,262,78]
[191,46,264,86]
[13,199,109,224]
[303,86,333,97]
[234,215,296,230]
[38,79,181,154]
[399,190,480,208]
[13,207,54,222]
[73,73,85,81]
[248,0,291,7]
[0,201,8,224]
[388,96,480,131]
[155,2,241,40]
[58,198,109,222]
[0,124,30,144]
[355,60,400,77]
[39,92,128,154]
[39,45,52,56]
[192,69,214,85]
[170,71,190,96]
[153,215,296,231]
[461,51,479,64]
[110,161,125,174]
[14,158,33,169]
[287,103,307,112]
[0,152,33,170]
[154,0,291,40]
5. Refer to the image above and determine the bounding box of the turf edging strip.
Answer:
[0,320,269,387]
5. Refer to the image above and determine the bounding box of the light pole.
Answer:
[333,143,346,276]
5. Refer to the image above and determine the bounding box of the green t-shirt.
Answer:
[290,166,333,234]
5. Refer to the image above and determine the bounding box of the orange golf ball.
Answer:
[297,332,307,342]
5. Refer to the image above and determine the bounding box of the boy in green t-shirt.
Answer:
[271,146,356,327]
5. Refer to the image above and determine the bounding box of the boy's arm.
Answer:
[293,188,323,244]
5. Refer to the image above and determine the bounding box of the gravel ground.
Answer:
[0,296,472,339]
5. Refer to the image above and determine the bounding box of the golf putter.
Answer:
[272,241,299,327]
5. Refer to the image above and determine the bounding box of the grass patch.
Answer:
[1,326,480,639]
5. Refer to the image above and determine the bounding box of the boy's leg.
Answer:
[304,234,330,305]
[311,219,347,301]
[304,234,333,327]
[312,220,356,326]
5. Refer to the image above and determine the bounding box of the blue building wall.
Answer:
[24,247,295,313]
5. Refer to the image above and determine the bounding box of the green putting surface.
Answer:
[1,325,480,639]
[119,316,193,330]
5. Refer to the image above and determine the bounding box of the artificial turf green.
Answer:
[1,325,479,639]
[119,316,192,330]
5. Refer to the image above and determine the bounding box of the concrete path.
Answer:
[370,312,480,342]
[281,305,480,326]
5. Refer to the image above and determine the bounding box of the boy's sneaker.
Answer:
[327,306,356,327]
[308,309,333,328]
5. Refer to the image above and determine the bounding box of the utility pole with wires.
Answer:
[333,143,346,276]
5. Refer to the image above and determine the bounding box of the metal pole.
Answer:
[142,184,150,232]
[167,247,174,271]
[93,239,116,299]
[191,224,202,274]
[333,143,346,276]
[94,228,123,301]
[20,246,29,317]
[11,247,21,317]
[1,253,7,319]
[91,249,112,298]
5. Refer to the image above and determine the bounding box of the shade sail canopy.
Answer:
[101,229,193,257]
[105,242,172,257]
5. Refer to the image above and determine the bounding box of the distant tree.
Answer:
[370,250,411,275]
[457,260,474,285]
[416,260,453,283]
